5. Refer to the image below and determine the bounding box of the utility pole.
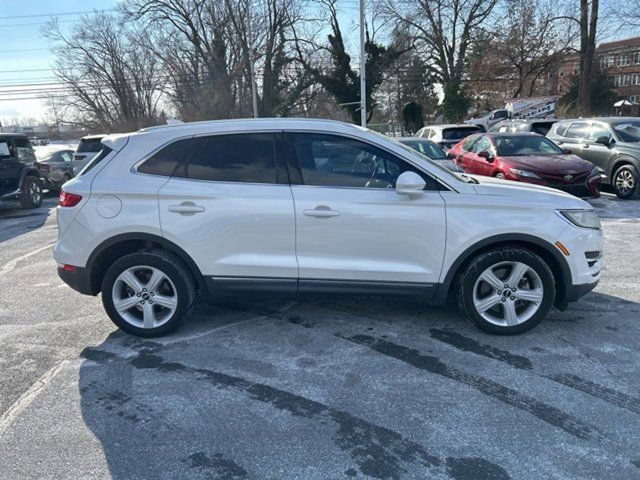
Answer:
[246,0,259,118]
[359,0,366,127]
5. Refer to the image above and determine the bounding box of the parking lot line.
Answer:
[0,243,55,277]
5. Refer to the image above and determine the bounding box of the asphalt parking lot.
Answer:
[0,192,639,480]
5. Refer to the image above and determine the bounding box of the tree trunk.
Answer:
[577,0,598,116]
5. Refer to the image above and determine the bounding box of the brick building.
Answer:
[552,36,640,104]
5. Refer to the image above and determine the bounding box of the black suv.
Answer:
[0,133,43,209]
[547,117,640,199]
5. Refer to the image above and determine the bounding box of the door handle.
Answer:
[168,202,205,214]
[304,206,340,218]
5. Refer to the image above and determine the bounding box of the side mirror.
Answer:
[446,151,456,160]
[478,150,494,162]
[562,148,573,154]
[396,171,426,197]
[595,136,611,147]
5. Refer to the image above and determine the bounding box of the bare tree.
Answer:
[386,0,499,121]
[43,13,165,132]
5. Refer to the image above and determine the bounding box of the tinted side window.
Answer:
[472,137,492,153]
[461,135,479,151]
[182,134,276,183]
[79,146,113,176]
[588,124,612,142]
[139,138,192,177]
[290,133,436,190]
[77,139,104,153]
[565,122,589,139]
[554,123,569,136]
[13,137,35,160]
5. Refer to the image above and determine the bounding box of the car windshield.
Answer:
[494,135,564,156]
[612,121,640,142]
[400,139,448,160]
[442,127,481,140]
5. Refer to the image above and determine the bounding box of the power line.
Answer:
[0,9,116,20]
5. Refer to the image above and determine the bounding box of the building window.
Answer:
[632,73,640,86]
[630,96,638,103]
[636,51,640,64]
[619,54,631,66]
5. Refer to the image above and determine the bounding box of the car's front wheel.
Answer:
[101,250,196,337]
[458,247,555,334]
[612,164,638,199]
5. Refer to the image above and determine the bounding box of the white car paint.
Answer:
[54,118,602,301]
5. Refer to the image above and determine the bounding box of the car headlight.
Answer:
[559,209,601,229]
[509,168,541,179]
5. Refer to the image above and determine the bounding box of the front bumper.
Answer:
[564,279,599,302]
[57,266,95,295]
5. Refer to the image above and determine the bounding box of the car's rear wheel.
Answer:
[101,250,196,337]
[458,247,555,334]
[18,176,43,209]
[612,164,638,199]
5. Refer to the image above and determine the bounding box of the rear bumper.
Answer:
[57,266,95,295]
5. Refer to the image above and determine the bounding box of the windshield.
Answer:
[494,135,564,156]
[442,127,481,140]
[400,139,447,159]
[612,121,640,142]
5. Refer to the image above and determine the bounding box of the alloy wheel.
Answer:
[112,266,178,329]
[472,261,544,327]
[615,170,635,195]
[30,182,41,204]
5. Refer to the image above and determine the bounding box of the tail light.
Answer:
[59,190,82,207]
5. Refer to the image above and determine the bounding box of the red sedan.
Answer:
[448,133,601,198]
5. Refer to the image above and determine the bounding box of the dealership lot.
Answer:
[1,194,639,479]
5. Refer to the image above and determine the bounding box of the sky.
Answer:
[0,0,119,124]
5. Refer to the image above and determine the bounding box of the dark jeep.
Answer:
[0,133,43,209]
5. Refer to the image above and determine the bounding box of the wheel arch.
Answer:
[436,233,571,307]
[86,233,206,295]
[608,155,639,180]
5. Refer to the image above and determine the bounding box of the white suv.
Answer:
[54,119,603,337]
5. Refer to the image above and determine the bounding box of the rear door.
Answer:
[286,132,446,293]
[0,138,20,195]
[158,132,297,292]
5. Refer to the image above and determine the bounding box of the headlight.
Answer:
[509,168,541,179]
[559,209,601,229]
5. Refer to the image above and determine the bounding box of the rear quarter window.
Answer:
[553,123,569,137]
[78,145,113,176]
[138,138,192,177]
[77,139,104,153]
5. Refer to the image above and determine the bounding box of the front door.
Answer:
[285,132,446,296]
[158,132,297,293]
[580,123,616,173]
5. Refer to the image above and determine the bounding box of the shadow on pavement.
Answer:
[0,191,58,244]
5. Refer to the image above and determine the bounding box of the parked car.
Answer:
[73,134,106,174]
[489,118,557,136]
[415,124,483,150]
[54,118,602,337]
[547,117,640,199]
[447,132,601,198]
[465,109,510,131]
[397,137,463,172]
[35,148,75,192]
[0,133,43,209]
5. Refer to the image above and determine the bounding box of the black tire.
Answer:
[18,175,43,209]
[612,164,639,199]
[457,247,555,335]
[101,250,196,337]
[495,172,506,180]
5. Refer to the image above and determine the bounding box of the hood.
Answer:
[471,174,591,209]
[500,154,592,174]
